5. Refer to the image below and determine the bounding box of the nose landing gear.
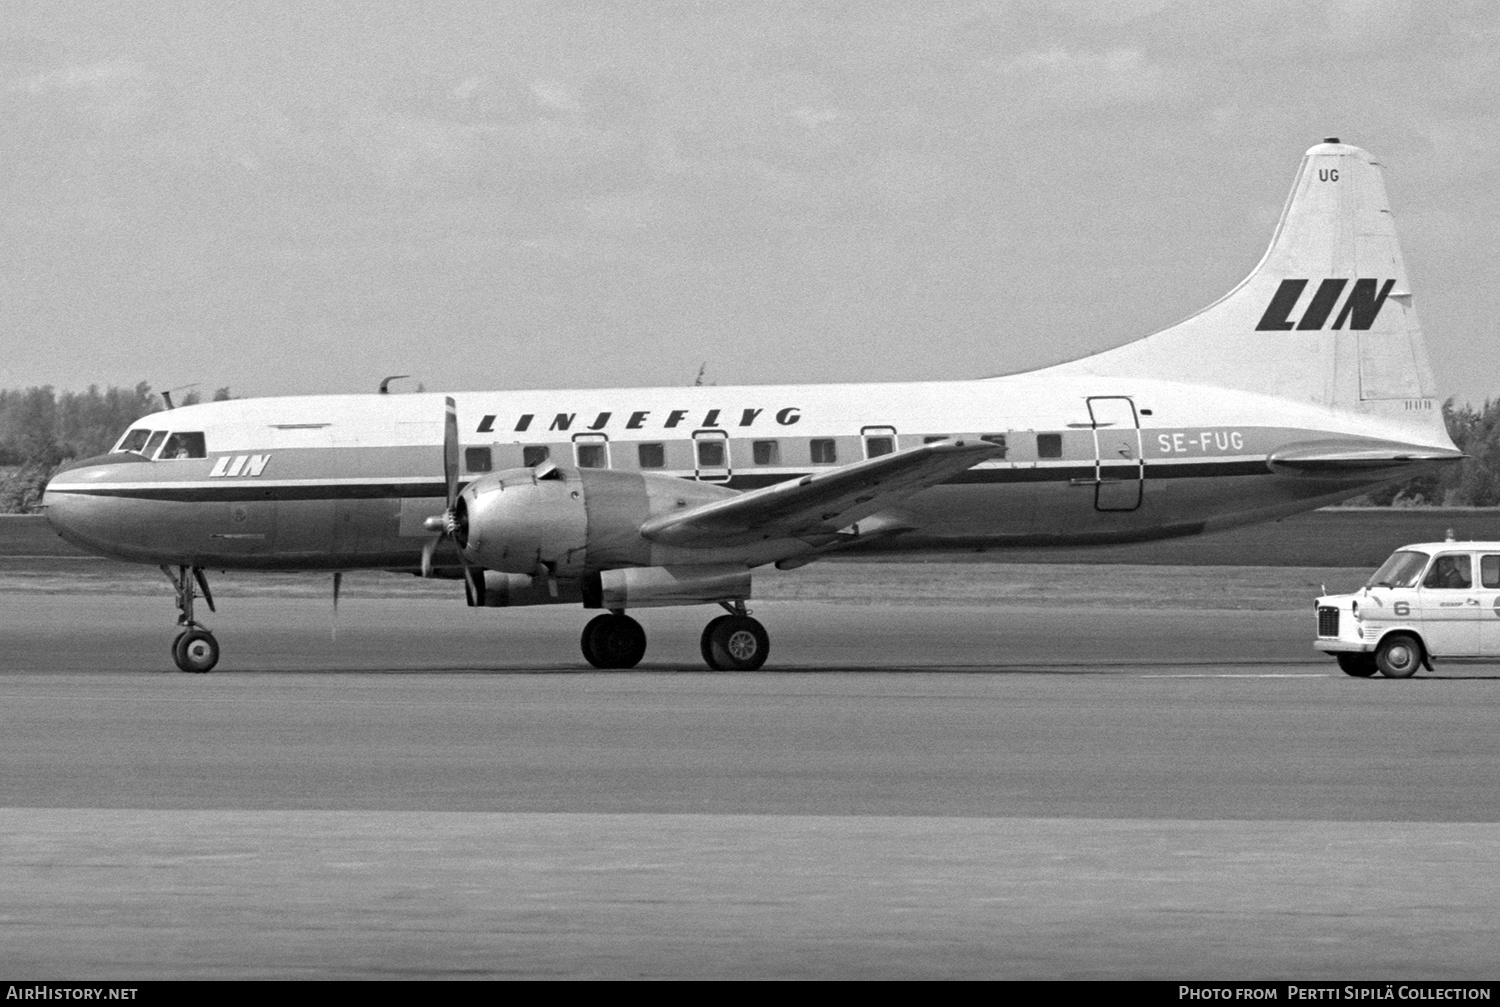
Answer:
[163,565,219,673]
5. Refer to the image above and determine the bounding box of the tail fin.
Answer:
[1048,139,1439,413]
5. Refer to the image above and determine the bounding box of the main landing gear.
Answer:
[580,612,648,669]
[577,602,771,671]
[164,565,219,673]
[700,603,770,671]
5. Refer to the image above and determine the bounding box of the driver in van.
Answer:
[1428,555,1471,589]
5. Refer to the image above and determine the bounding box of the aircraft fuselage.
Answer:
[43,373,1450,572]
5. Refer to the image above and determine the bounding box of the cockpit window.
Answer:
[115,429,151,454]
[142,431,169,459]
[1365,550,1430,590]
[158,432,207,460]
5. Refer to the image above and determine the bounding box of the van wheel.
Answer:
[1336,653,1378,677]
[1374,634,1422,679]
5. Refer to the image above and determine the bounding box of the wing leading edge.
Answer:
[1267,439,1465,474]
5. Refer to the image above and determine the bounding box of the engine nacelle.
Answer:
[477,570,585,608]
[475,565,750,609]
[597,564,750,609]
[457,465,739,576]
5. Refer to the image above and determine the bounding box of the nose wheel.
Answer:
[163,565,220,673]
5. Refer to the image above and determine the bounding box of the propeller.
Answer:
[420,397,482,604]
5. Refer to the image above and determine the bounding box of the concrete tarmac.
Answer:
[2,584,1499,979]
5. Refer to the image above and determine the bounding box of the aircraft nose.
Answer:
[42,457,133,557]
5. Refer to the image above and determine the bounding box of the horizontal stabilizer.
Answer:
[640,438,1003,547]
[1267,439,1464,475]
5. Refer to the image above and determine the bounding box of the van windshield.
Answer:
[1366,550,1430,589]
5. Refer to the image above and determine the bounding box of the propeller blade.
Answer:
[443,395,459,511]
[420,537,437,578]
[331,571,342,641]
[462,563,484,607]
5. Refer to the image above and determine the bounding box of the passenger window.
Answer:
[696,439,725,468]
[575,442,609,469]
[980,434,1008,458]
[1482,555,1500,589]
[810,439,837,464]
[464,447,492,473]
[522,446,550,468]
[1423,554,1473,590]
[752,440,780,465]
[864,435,894,458]
[142,431,168,459]
[638,443,665,469]
[1037,433,1062,459]
[116,429,150,454]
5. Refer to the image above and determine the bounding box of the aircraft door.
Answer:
[693,429,731,482]
[1087,397,1143,512]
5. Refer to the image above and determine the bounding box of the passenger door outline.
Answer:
[693,429,731,482]
[1086,396,1143,512]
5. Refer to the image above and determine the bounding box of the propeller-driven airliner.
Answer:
[43,139,1462,672]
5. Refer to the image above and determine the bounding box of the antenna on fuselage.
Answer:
[160,384,200,410]
[379,375,411,394]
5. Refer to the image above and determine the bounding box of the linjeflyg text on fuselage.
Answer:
[475,407,803,435]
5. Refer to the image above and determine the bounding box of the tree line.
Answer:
[1351,398,1500,507]
[2,385,1499,513]
[0,383,228,512]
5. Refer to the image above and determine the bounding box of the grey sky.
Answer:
[4,1,1497,405]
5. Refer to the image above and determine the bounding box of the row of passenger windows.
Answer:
[107,427,1055,469]
[464,433,1031,474]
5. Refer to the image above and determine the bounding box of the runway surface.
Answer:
[2,569,1499,979]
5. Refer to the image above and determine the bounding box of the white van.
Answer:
[1315,541,1500,677]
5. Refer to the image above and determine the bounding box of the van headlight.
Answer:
[1351,600,1360,621]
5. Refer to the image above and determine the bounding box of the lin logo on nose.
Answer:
[208,454,271,478]
[1255,278,1396,331]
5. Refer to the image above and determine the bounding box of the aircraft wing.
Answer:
[639,438,1003,547]
[1267,439,1465,474]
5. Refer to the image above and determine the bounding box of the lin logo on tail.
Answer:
[1256,278,1396,331]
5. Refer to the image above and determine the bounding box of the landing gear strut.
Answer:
[700,602,769,671]
[163,565,219,673]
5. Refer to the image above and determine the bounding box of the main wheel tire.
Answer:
[171,631,186,662]
[1336,652,1378,678]
[1374,633,1422,679]
[173,629,219,673]
[708,616,769,671]
[581,613,647,669]
[700,615,731,670]
[580,617,606,668]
